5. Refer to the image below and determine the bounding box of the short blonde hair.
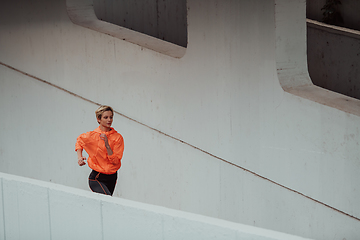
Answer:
[95,105,114,122]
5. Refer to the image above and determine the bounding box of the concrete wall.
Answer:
[0,172,314,240]
[0,0,360,239]
[307,20,360,100]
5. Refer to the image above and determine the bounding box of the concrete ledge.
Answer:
[282,82,360,116]
[307,19,360,40]
[65,0,186,58]
[0,172,312,240]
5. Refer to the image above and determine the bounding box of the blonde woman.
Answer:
[75,106,124,196]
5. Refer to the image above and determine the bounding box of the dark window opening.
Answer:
[306,0,360,100]
[93,0,187,48]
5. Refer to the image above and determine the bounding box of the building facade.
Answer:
[0,0,359,239]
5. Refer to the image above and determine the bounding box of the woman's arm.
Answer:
[107,136,124,165]
[77,149,86,166]
[75,133,88,166]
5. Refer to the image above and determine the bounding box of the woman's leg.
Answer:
[88,170,117,196]
[101,172,117,195]
[88,179,112,195]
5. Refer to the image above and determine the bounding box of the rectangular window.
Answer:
[66,0,187,58]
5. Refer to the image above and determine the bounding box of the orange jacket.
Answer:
[75,127,124,174]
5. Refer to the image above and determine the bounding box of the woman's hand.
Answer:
[78,156,86,166]
[100,133,109,144]
[77,149,86,166]
[100,133,113,156]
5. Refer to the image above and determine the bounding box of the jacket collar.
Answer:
[94,126,114,134]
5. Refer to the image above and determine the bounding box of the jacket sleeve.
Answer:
[75,133,87,151]
[108,135,124,165]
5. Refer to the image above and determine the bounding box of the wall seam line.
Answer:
[1,179,6,240]
[47,188,53,240]
[100,201,104,240]
[1,61,359,223]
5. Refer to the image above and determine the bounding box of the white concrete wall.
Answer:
[0,0,360,239]
[0,172,314,240]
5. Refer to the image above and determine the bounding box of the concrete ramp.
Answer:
[0,172,312,240]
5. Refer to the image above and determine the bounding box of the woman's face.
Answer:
[98,111,113,129]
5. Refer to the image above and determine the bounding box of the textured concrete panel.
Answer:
[162,214,237,240]
[49,189,103,240]
[2,179,51,240]
[102,200,163,239]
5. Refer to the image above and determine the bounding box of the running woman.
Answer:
[75,105,124,196]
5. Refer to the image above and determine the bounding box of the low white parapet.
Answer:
[0,172,313,240]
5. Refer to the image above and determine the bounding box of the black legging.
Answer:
[88,170,117,196]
